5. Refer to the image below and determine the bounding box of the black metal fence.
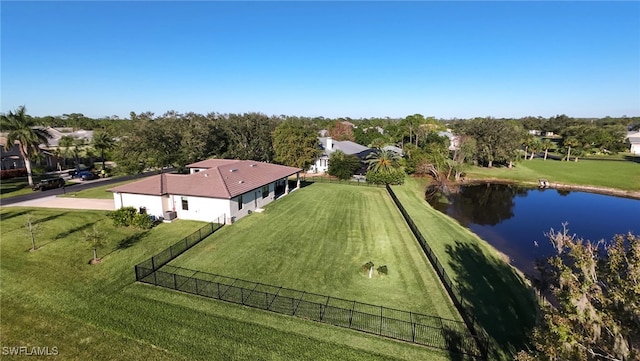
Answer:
[386,185,489,358]
[134,214,225,281]
[132,204,488,357]
[137,264,484,357]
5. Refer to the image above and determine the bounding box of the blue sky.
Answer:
[2,1,639,119]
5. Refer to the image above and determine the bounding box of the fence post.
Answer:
[410,311,415,342]
[199,229,202,241]
[195,278,199,295]
[379,306,383,335]
[217,282,221,298]
[349,301,355,328]
[173,273,177,289]
[151,257,156,272]
[134,265,140,281]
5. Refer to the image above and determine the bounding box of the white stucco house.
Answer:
[308,136,374,174]
[108,159,302,224]
[626,131,640,155]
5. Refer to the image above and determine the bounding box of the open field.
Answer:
[465,157,640,191]
[391,178,538,360]
[171,183,459,319]
[1,207,453,360]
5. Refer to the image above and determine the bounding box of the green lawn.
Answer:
[0,206,453,360]
[171,183,459,319]
[465,157,640,191]
[391,178,538,360]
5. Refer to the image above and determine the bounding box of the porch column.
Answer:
[284,178,289,194]
[296,172,300,189]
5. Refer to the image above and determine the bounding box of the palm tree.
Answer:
[529,138,542,160]
[541,138,553,160]
[563,136,580,162]
[0,106,52,186]
[92,131,115,169]
[366,148,400,174]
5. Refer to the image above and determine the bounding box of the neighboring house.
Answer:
[45,127,94,147]
[437,130,461,151]
[382,145,404,157]
[0,136,62,171]
[627,131,640,155]
[528,129,542,136]
[108,159,302,224]
[308,136,374,174]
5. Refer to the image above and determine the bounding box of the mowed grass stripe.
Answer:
[170,183,460,320]
[0,207,451,360]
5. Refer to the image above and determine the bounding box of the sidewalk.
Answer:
[3,195,114,211]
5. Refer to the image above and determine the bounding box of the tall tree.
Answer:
[272,121,321,170]
[222,113,279,162]
[518,229,640,361]
[455,117,524,167]
[0,106,52,186]
[92,131,115,169]
[541,138,553,160]
[327,150,361,180]
[328,120,355,141]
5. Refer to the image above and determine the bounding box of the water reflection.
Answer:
[426,183,640,276]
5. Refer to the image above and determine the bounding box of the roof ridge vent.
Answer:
[230,168,238,172]
[250,164,257,167]
[238,180,244,184]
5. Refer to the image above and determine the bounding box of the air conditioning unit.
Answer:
[163,211,177,220]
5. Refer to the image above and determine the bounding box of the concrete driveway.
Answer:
[3,195,114,211]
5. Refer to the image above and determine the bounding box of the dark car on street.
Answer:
[32,177,65,191]
[77,170,98,181]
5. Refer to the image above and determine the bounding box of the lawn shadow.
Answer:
[445,240,537,360]
[442,326,478,361]
[53,221,96,240]
[0,209,32,222]
[31,212,69,226]
[116,231,149,250]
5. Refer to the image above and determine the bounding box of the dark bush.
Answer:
[365,169,405,185]
[377,265,388,275]
[132,213,154,230]
[0,168,28,180]
[362,261,374,273]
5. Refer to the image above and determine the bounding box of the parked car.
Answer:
[77,170,97,181]
[32,177,65,191]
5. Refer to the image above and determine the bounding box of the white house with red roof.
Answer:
[108,160,302,224]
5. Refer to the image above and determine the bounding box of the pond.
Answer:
[426,183,640,276]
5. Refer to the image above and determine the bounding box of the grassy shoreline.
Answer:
[463,158,640,197]
[391,178,538,360]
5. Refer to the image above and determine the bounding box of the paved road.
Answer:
[1,169,173,208]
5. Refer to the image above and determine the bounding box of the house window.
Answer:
[181,197,189,211]
[262,185,269,199]
[238,195,243,210]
